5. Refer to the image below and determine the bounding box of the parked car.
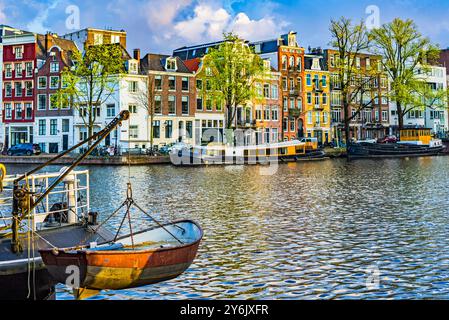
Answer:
[377,135,398,144]
[355,139,377,144]
[7,143,41,156]
[160,142,192,155]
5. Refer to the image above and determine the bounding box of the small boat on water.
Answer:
[170,138,326,166]
[348,128,444,159]
[39,220,202,298]
[0,169,114,300]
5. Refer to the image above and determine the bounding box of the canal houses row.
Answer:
[1,26,449,152]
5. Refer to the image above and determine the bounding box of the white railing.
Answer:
[0,170,90,233]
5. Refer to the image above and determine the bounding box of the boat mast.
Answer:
[10,111,130,254]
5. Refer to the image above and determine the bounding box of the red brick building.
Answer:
[2,29,36,148]
[34,33,78,153]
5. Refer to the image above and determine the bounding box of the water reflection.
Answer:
[7,157,449,299]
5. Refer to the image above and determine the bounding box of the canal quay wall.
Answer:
[0,155,171,166]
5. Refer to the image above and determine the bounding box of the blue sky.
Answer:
[1,0,449,54]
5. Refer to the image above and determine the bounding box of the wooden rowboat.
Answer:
[39,220,203,298]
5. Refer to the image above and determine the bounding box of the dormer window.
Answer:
[128,61,138,74]
[166,58,177,71]
[288,33,296,47]
[312,58,321,70]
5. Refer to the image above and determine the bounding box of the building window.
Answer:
[15,103,23,119]
[290,119,295,132]
[50,62,59,73]
[264,84,270,98]
[307,111,313,124]
[39,120,46,135]
[166,58,177,71]
[15,63,23,78]
[25,103,32,119]
[129,125,138,139]
[93,33,103,45]
[271,84,278,99]
[196,79,203,90]
[196,97,203,111]
[168,96,176,114]
[4,103,12,119]
[128,104,137,114]
[322,93,328,105]
[165,120,173,138]
[272,107,279,121]
[256,106,262,120]
[62,119,70,133]
[282,77,287,91]
[5,64,12,78]
[283,118,288,132]
[5,83,12,97]
[264,106,270,120]
[307,92,312,104]
[49,94,58,109]
[155,95,162,114]
[282,55,287,70]
[153,121,160,138]
[14,46,23,59]
[128,81,138,93]
[322,76,327,87]
[186,121,193,139]
[38,77,47,89]
[296,57,302,71]
[168,76,176,91]
[25,62,33,77]
[182,77,189,91]
[106,104,116,117]
[182,96,189,115]
[323,112,328,124]
[306,74,311,86]
[206,99,212,111]
[382,110,388,122]
[15,82,22,97]
[155,76,162,90]
[25,81,33,96]
[50,76,59,89]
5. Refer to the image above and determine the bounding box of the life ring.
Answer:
[0,164,6,193]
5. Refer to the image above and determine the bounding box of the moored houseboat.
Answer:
[348,129,444,159]
[170,138,326,166]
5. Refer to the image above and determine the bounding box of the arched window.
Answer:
[282,56,287,70]
[289,56,295,68]
[296,57,302,71]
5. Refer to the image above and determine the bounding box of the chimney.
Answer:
[133,48,141,61]
[45,32,53,53]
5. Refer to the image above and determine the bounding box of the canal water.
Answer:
[8,157,449,299]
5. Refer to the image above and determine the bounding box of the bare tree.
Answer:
[136,74,157,154]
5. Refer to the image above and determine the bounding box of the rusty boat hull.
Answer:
[39,220,203,291]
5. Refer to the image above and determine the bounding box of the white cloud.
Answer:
[26,0,60,34]
[173,5,231,42]
[229,12,288,41]
[173,4,287,43]
[144,0,192,27]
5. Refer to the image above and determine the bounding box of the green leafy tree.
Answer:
[198,33,265,130]
[329,17,384,144]
[369,18,447,132]
[54,44,125,143]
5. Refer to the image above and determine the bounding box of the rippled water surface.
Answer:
[9,157,449,299]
